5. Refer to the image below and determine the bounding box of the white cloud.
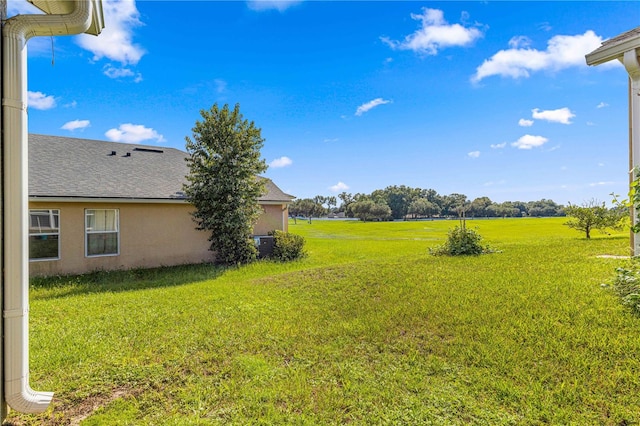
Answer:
[511,134,549,150]
[537,22,553,32]
[64,100,78,108]
[324,138,339,143]
[468,151,480,158]
[214,79,227,94]
[597,102,609,109]
[518,118,534,127]
[490,142,507,149]
[28,91,56,110]
[103,64,142,82]
[105,123,165,144]
[355,98,391,116]
[382,8,483,55]
[472,30,603,83]
[76,0,145,65]
[269,156,293,168]
[329,182,349,193]
[508,36,532,49]
[589,181,615,187]
[532,107,575,124]
[61,119,90,131]
[247,0,302,12]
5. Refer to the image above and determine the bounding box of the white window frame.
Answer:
[29,209,60,261]
[85,209,120,257]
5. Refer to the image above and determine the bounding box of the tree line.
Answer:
[289,185,567,222]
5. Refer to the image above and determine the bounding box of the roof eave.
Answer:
[586,31,640,66]
[28,196,189,204]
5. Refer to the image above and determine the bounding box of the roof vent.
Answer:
[109,151,116,156]
[124,152,131,157]
[133,147,164,154]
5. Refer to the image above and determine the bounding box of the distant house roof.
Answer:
[28,134,294,203]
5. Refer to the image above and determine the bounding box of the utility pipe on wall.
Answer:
[2,1,100,413]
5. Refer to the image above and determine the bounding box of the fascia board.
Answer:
[586,34,640,66]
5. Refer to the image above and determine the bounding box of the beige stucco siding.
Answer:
[254,204,288,235]
[29,200,288,276]
[29,201,212,277]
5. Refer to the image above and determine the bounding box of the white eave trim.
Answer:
[28,197,292,205]
[260,200,292,205]
[586,31,640,66]
[28,197,189,204]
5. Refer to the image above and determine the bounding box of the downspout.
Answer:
[2,1,95,413]
[623,49,640,255]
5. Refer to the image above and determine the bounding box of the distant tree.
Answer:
[564,199,625,239]
[469,197,493,217]
[313,195,326,207]
[372,185,421,220]
[408,198,440,219]
[485,203,503,218]
[496,201,526,217]
[338,192,353,212]
[325,196,337,213]
[528,199,564,217]
[288,199,307,224]
[350,200,392,222]
[184,103,267,265]
[441,193,468,217]
[292,198,325,223]
[421,188,442,205]
[309,199,326,219]
[499,201,525,217]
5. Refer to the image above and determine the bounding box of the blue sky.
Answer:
[12,0,640,204]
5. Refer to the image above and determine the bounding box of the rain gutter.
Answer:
[2,0,102,413]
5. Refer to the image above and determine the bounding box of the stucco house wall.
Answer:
[28,134,294,277]
[29,201,212,277]
[254,204,289,235]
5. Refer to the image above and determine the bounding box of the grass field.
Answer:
[7,217,640,425]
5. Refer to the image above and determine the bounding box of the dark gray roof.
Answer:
[28,134,294,203]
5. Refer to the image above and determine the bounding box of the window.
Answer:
[29,209,60,261]
[86,209,119,257]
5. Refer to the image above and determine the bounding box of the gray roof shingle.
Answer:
[28,134,294,203]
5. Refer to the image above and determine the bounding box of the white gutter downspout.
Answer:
[623,50,640,255]
[2,1,95,413]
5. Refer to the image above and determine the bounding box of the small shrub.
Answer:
[270,230,307,261]
[430,223,493,256]
[611,260,640,316]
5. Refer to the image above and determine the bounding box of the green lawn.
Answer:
[8,218,640,425]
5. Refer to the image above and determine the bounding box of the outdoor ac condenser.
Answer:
[254,236,275,258]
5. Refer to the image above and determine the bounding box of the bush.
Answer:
[430,224,493,256]
[610,261,640,316]
[270,230,307,261]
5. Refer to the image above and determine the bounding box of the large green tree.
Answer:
[184,103,267,265]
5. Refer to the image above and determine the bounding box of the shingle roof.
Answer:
[585,26,640,66]
[601,26,640,48]
[28,134,294,203]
